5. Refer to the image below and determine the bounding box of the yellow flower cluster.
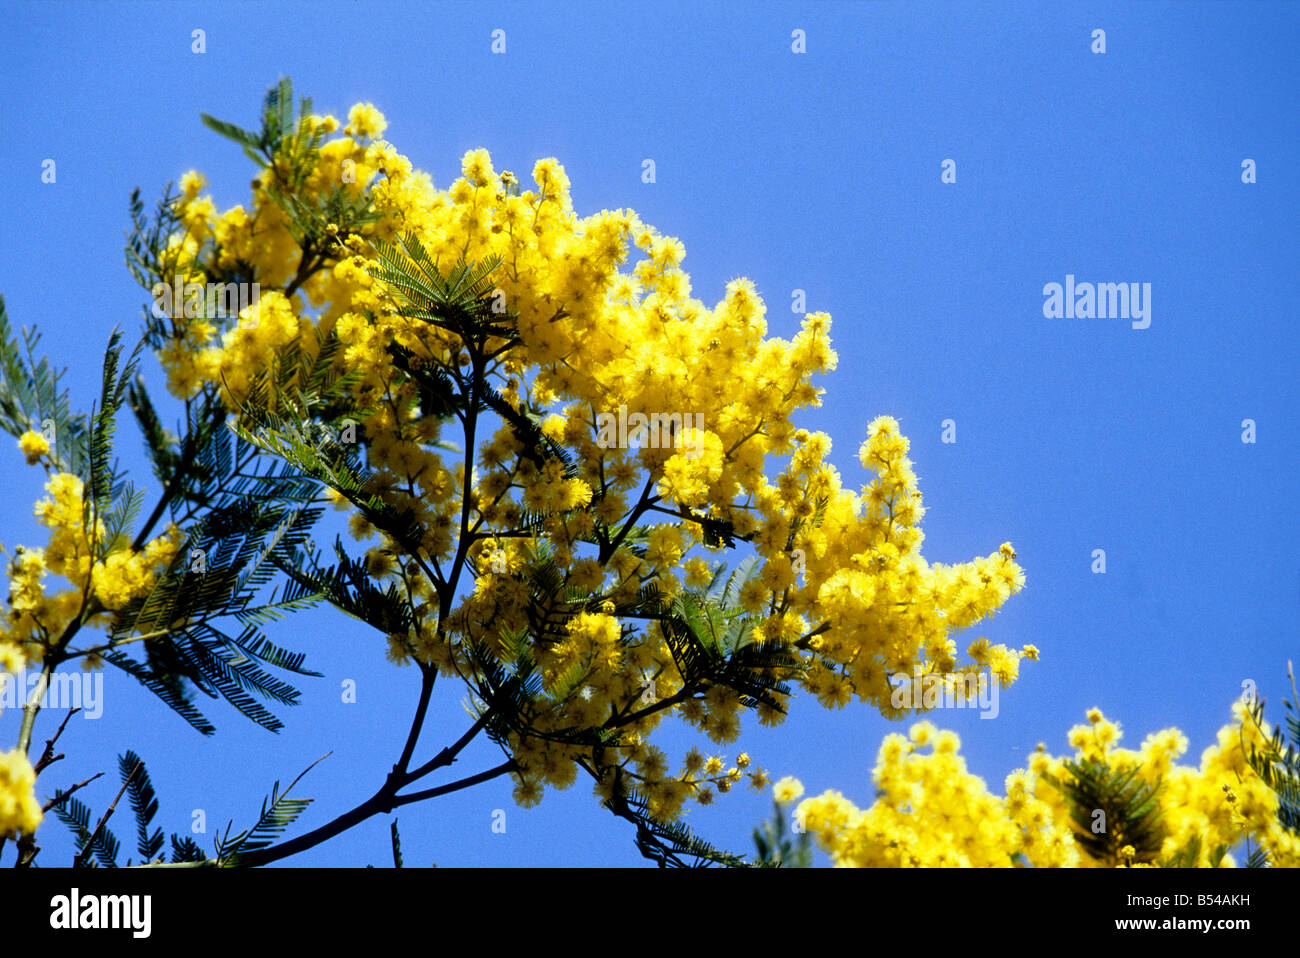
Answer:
[787,418,1032,715]
[1029,704,1300,867]
[791,702,1299,867]
[17,430,50,465]
[773,775,804,804]
[1,474,181,669]
[794,720,1076,867]
[0,749,41,838]
[344,103,387,140]
[144,98,1029,820]
[204,291,303,405]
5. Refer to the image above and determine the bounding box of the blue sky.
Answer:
[1,0,1296,867]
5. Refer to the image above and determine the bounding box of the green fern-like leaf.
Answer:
[752,799,813,868]
[1047,758,1167,866]
[119,751,164,863]
[603,774,749,868]
[169,834,206,863]
[0,297,92,477]
[1243,667,1300,841]
[216,782,313,865]
[94,498,324,733]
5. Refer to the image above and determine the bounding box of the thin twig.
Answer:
[392,760,517,807]
[73,759,140,868]
[33,707,81,773]
[43,771,105,813]
[403,709,493,781]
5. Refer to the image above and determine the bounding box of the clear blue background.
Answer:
[1,0,1296,867]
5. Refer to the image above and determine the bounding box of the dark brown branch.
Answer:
[33,707,81,774]
[392,760,516,808]
[73,760,140,868]
[237,757,515,867]
[42,771,105,813]
[393,665,437,775]
[404,709,492,781]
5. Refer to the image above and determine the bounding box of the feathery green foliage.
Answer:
[1242,661,1300,866]
[1047,758,1167,866]
[0,296,92,478]
[120,749,164,862]
[603,774,750,869]
[215,756,324,866]
[53,752,230,866]
[752,798,813,868]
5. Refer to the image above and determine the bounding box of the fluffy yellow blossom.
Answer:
[344,102,387,140]
[0,749,41,837]
[798,704,1296,868]
[798,721,1074,867]
[773,776,804,804]
[129,93,1035,823]
[179,170,207,200]
[0,639,24,673]
[91,526,181,611]
[18,430,50,464]
[6,473,181,662]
